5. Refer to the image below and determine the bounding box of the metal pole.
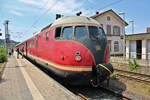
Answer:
[129,20,134,34]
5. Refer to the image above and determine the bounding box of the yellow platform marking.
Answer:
[15,54,45,100]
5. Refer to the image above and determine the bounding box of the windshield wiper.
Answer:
[90,35,99,40]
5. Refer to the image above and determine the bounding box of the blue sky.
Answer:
[0,0,150,42]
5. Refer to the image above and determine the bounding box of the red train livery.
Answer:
[16,16,113,86]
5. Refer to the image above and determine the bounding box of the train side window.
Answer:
[36,36,38,48]
[75,26,87,38]
[62,26,72,39]
[98,27,106,38]
[55,27,62,39]
[30,41,32,48]
[33,40,34,48]
[46,32,49,41]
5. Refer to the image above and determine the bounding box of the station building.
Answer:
[126,28,150,59]
[91,9,128,56]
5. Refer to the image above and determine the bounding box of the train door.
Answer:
[26,41,28,56]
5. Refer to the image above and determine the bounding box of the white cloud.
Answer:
[10,10,24,16]
[18,0,89,16]
[18,0,42,6]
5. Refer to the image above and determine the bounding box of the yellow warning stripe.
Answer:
[99,64,112,74]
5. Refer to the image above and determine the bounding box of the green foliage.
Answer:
[129,59,140,71]
[148,87,150,93]
[111,72,118,79]
[0,47,7,63]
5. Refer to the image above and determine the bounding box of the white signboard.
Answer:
[130,40,136,58]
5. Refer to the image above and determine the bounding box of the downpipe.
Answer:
[91,63,114,87]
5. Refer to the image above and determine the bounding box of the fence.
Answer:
[110,53,150,67]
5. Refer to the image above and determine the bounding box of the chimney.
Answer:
[147,27,150,33]
[96,12,99,15]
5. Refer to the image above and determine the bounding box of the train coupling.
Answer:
[91,63,114,87]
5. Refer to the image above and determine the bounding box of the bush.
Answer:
[111,72,118,79]
[129,59,140,71]
[0,47,7,63]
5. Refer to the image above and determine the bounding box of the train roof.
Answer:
[51,16,99,27]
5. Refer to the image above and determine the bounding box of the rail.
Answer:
[115,69,150,84]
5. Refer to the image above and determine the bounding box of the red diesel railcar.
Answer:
[16,16,113,86]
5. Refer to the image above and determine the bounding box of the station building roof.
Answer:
[126,33,150,40]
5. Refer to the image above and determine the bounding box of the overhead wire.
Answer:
[84,0,124,15]
[24,0,61,35]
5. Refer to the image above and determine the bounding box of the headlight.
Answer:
[75,55,82,62]
[75,51,82,62]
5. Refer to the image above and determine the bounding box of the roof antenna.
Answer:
[76,11,82,16]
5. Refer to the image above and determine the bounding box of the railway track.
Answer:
[67,85,131,100]
[24,58,133,100]
[115,69,150,84]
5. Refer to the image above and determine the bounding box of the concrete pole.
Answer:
[129,20,134,34]
[5,20,9,53]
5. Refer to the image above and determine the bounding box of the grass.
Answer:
[148,87,150,93]
[0,63,3,68]
[0,63,3,79]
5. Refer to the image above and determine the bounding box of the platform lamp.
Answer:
[119,12,126,58]
[0,29,2,36]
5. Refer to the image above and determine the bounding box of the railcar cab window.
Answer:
[55,27,62,39]
[75,26,87,38]
[46,32,49,41]
[62,26,73,39]
[98,27,106,39]
[88,26,106,39]
[88,26,99,39]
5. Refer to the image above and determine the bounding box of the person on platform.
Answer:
[17,48,19,59]
[8,48,12,56]
[22,47,24,58]
[11,48,14,55]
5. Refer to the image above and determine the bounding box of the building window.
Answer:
[107,16,111,21]
[46,32,49,41]
[62,26,73,39]
[113,26,120,35]
[106,25,111,34]
[55,27,62,39]
[108,40,111,52]
[114,41,119,52]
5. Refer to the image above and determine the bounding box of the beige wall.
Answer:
[94,12,125,55]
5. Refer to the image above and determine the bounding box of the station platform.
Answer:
[0,53,79,100]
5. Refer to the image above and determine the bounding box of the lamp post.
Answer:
[0,29,2,36]
[129,20,134,34]
[119,12,126,58]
